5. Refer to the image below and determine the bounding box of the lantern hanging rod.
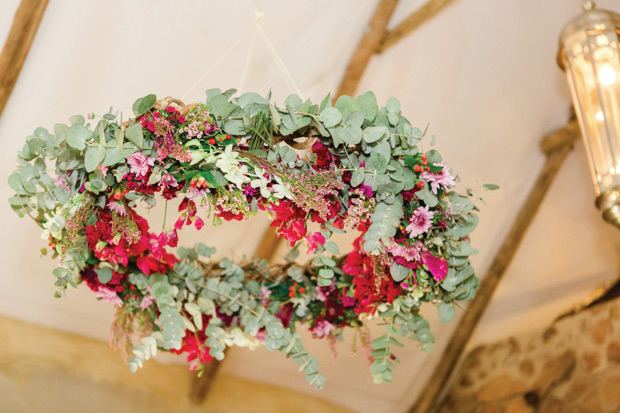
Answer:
[583,0,596,11]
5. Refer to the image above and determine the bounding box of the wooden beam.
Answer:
[253,0,401,265]
[188,359,223,405]
[255,227,281,261]
[335,0,399,99]
[377,0,456,53]
[0,0,49,117]
[410,120,581,413]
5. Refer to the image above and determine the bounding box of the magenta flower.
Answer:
[406,206,434,238]
[421,162,456,194]
[421,250,448,281]
[126,152,154,178]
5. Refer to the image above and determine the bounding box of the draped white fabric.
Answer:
[1,0,620,411]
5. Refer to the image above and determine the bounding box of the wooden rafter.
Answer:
[188,359,223,405]
[0,0,49,117]
[410,120,582,413]
[377,0,457,53]
[335,0,400,99]
[255,0,401,265]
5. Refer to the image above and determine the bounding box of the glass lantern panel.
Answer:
[563,25,620,195]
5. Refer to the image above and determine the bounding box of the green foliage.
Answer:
[8,90,488,389]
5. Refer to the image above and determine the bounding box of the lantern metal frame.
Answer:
[558,1,620,228]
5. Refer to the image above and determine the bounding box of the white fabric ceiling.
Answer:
[2,0,620,411]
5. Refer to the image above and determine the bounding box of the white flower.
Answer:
[272,175,292,199]
[215,146,250,189]
[215,145,240,172]
[222,327,260,349]
[250,168,272,198]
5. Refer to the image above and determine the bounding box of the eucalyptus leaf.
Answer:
[320,107,341,128]
[125,124,144,148]
[66,125,89,150]
[85,145,106,172]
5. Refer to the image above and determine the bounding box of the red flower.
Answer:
[136,256,170,275]
[304,232,325,254]
[268,200,307,246]
[170,327,213,370]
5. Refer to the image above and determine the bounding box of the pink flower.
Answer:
[315,283,335,302]
[311,319,334,338]
[54,174,70,191]
[304,232,325,254]
[97,164,109,177]
[126,152,154,178]
[421,162,456,194]
[95,287,123,306]
[388,239,424,261]
[421,250,448,281]
[260,286,271,305]
[107,201,126,216]
[187,186,207,200]
[406,206,434,238]
[139,294,154,310]
[160,173,178,189]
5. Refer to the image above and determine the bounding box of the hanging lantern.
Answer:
[558,1,620,227]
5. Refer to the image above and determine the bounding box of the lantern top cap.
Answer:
[557,7,620,70]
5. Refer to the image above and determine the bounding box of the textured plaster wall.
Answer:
[442,296,620,412]
[0,315,351,413]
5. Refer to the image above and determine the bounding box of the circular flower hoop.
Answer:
[9,89,480,387]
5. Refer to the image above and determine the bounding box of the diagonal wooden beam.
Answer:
[409,120,582,413]
[254,0,401,265]
[377,0,457,54]
[188,358,223,405]
[335,0,399,99]
[0,0,49,117]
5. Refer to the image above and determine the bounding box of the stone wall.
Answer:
[441,297,620,412]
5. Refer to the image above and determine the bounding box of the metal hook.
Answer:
[583,0,596,11]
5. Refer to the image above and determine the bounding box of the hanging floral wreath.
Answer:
[8,89,482,388]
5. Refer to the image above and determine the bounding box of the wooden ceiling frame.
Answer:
[256,0,456,265]
[410,120,582,412]
[0,0,48,118]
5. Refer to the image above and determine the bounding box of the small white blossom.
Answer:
[272,175,292,199]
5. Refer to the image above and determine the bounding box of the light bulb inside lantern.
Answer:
[598,63,617,85]
[596,110,604,121]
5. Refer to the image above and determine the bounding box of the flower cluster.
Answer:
[9,91,482,388]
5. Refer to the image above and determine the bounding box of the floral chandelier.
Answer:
[8,90,481,387]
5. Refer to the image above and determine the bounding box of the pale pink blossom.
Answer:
[97,164,109,177]
[260,286,271,305]
[311,319,334,338]
[160,173,178,189]
[421,162,456,194]
[54,174,70,191]
[107,201,126,216]
[388,239,424,261]
[126,152,154,178]
[406,206,434,238]
[95,287,123,306]
[315,286,329,302]
[187,186,207,200]
[139,295,154,310]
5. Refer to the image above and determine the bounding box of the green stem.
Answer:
[162,200,168,232]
